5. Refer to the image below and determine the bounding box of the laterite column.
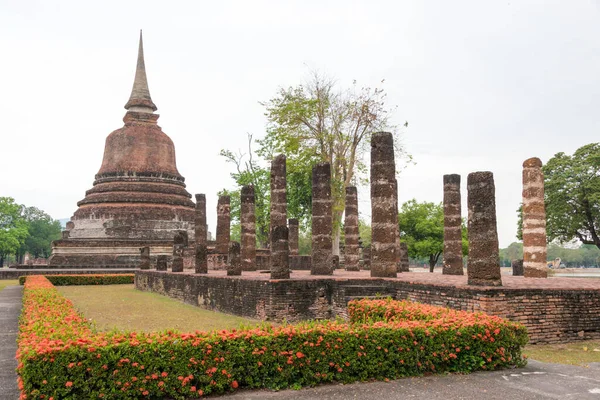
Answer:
[443,174,464,275]
[216,195,231,255]
[522,158,548,278]
[344,186,360,271]
[241,185,257,271]
[311,162,334,275]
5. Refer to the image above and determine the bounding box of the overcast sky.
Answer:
[1,1,599,247]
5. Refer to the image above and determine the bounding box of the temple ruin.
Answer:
[522,158,549,278]
[49,32,195,267]
[442,174,464,275]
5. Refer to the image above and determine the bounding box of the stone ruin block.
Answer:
[399,242,410,272]
[442,174,464,275]
[522,157,548,278]
[467,171,502,286]
[172,231,186,273]
[344,186,360,271]
[156,255,168,271]
[370,132,398,278]
[216,195,231,255]
[270,154,287,236]
[227,242,242,276]
[195,244,208,273]
[241,185,257,271]
[361,245,371,270]
[139,246,150,270]
[311,162,334,275]
[512,259,524,276]
[288,218,299,256]
[195,194,207,245]
[270,225,290,279]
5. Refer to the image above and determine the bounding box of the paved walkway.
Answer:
[226,360,600,399]
[0,285,21,400]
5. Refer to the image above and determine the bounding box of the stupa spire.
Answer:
[124,30,157,113]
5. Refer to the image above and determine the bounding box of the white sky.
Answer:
[1,1,599,247]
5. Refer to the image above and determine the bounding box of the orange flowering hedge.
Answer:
[18,274,134,286]
[17,276,528,399]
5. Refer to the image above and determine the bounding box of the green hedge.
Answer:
[18,274,134,286]
[18,276,528,399]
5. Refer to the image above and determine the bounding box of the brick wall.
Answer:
[135,271,600,344]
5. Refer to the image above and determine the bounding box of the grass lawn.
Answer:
[58,285,262,333]
[0,280,19,293]
[525,340,600,366]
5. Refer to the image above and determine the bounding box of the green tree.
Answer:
[398,199,468,272]
[399,200,443,273]
[543,143,600,249]
[220,134,312,248]
[499,242,523,267]
[19,207,62,259]
[260,72,404,255]
[0,197,29,267]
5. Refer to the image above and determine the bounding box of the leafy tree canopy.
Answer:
[542,143,600,249]
[0,197,29,264]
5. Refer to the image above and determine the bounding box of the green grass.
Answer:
[0,280,19,293]
[58,285,262,333]
[525,340,600,366]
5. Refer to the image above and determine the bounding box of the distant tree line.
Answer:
[0,197,61,267]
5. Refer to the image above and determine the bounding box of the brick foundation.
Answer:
[135,270,600,344]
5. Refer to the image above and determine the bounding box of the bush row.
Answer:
[18,274,134,286]
[17,276,528,399]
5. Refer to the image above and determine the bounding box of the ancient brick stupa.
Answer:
[49,32,195,267]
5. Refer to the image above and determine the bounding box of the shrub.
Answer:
[17,276,528,399]
[18,274,134,286]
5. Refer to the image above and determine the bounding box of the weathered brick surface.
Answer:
[467,172,501,286]
[270,225,290,279]
[195,194,207,245]
[227,242,242,276]
[288,219,299,256]
[512,259,524,276]
[370,132,397,278]
[522,157,548,278]
[344,186,360,271]
[136,270,600,344]
[443,174,464,275]
[399,242,410,272]
[195,244,208,274]
[49,35,195,268]
[241,185,257,271]
[139,247,150,270]
[216,196,231,255]
[270,155,287,237]
[311,163,333,275]
[156,255,168,271]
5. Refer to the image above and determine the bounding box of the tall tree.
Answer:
[260,72,404,254]
[220,134,312,248]
[19,207,62,259]
[398,199,467,272]
[0,197,29,267]
[543,143,600,249]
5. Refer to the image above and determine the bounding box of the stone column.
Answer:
[156,255,168,271]
[399,242,410,272]
[172,231,186,272]
[288,218,299,256]
[443,174,464,275]
[362,245,371,270]
[344,186,360,271]
[271,225,290,279]
[195,194,207,245]
[139,247,150,270]
[393,179,402,273]
[311,162,334,275]
[216,195,231,255]
[512,259,524,276]
[241,185,257,271]
[227,242,242,276]
[467,172,502,286]
[370,132,398,278]
[195,244,208,273]
[522,158,548,278]
[270,154,287,237]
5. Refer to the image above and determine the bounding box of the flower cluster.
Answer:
[18,274,134,286]
[17,276,528,399]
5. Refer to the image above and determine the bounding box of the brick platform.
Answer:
[0,268,137,280]
[135,270,600,344]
